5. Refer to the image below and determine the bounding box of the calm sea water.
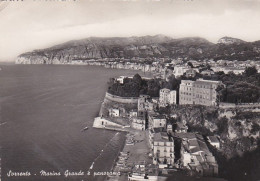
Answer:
[0,65,146,181]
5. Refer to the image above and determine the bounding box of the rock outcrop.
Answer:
[172,105,260,158]
[217,36,245,45]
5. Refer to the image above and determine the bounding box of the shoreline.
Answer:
[106,129,153,181]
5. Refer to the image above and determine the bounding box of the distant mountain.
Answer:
[16,35,260,64]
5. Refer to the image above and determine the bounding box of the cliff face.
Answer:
[172,105,260,158]
[16,35,260,64]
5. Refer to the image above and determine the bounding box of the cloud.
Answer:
[1,0,260,61]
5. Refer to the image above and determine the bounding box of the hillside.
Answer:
[16,35,260,64]
[170,105,260,180]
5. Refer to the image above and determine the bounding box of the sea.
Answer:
[0,64,147,181]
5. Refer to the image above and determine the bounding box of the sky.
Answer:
[1,0,260,61]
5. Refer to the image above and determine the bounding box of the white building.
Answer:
[129,110,138,118]
[109,108,120,117]
[116,76,127,84]
[179,80,194,105]
[148,114,167,129]
[179,79,223,106]
[153,132,174,166]
[131,117,146,130]
[159,88,177,107]
[173,65,190,77]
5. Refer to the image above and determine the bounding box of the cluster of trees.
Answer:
[108,66,259,103]
[107,74,180,97]
[198,66,260,103]
[218,67,259,103]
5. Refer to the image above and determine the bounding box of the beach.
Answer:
[107,129,153,181]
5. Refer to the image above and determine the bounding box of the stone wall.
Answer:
[104,92,138,104]
[219,102,260,109]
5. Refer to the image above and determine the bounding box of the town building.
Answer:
[171,132,218,176]
[148,114,167,129]
[138,95,155,115]
[185,68,197,78]
[173,65,190,77]
[175,122,188,133]
[129,109,138,118]
[131,117,146,130]
[116,76,127,84]
[109,108,120,117]
[200,70,215,76]
[153,132,174,166]
[138,95,150,114]
[159,88,177,107]
[149,127,167,148]
[179,79,223,106]
[179,80,194,105]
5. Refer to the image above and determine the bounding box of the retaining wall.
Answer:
[104,92,138,104]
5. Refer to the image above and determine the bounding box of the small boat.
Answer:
[0,122,7,126]
[89,162,94,169]
[81,126,88,132]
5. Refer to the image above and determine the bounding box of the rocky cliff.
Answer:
[16,35,260,64]
[172,105,260,158]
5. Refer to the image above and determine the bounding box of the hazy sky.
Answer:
[1,0,260,61]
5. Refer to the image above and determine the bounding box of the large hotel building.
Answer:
[179,79,223,106]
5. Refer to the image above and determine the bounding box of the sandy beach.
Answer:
[107,129,153,181]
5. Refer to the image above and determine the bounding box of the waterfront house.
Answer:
[131,117,146,130]
[153,132,174,166]
[109,108,120,117]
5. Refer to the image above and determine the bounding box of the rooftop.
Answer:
[154,132,171,142]
[207,136,219,143]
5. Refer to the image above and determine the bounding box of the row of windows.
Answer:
[154,148,174,152]
[182,84,217,90]
[180,96,213,101]
[180,97,192,101]
[196,95,210,99]
[194,84,211,89]
[180,92,192,95]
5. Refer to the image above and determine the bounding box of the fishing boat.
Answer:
[89,162,94,169]
[0,122,7,126]
[81,126,88,132]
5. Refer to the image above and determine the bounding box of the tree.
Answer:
[217,117,228,135]
[251,122,260,134]
[187,62,194,68]
[245,66,257,77]
[133,74,142,85]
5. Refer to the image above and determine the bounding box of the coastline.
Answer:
[106,129,153,181]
